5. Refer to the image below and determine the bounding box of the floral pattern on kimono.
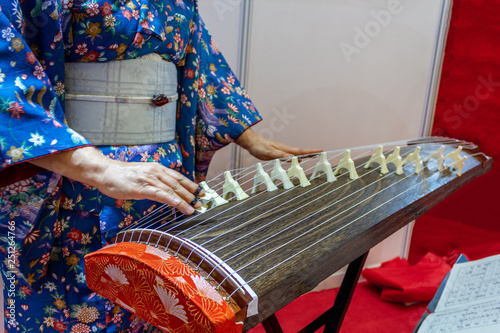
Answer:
[0,0,261,331]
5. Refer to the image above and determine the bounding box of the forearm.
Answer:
[29,146,109,187]
[28,146,201,214]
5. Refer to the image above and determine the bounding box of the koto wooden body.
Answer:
[159,138,492,330]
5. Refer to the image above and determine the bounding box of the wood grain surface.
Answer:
[143,138,493,330]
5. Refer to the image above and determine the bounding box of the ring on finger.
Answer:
[193,185,203,197]
[189,197,199,207]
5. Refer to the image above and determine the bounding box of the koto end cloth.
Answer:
[84,242,242,333]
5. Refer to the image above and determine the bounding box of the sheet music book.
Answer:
[414,253,500,333]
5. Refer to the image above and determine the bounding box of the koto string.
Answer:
[120,162,259,231]
[219,164,409,280]
[119,158,271,246]
[142,155,308,248]
[116,138,457,245]
[121,156,279,235]
[119,137,454,249]
[104,137,468,306]
[118,137,458,253]
[181,139,453,265]
[119,160,262,230]
[165,137,425,238]
[188,148,372,267]
[158,157,301,250]
[181,149,341,239]
[121,136,445,233]
[201,147,416,274]
[164,156,331,257]
[168,136,458,238]
[169,145,383,259]
[201,146,417,275]
[220,142,474,292]
[128,148,340,251]
[176,150,348,262]
[121,137,421,233]
[225,151,483,298]
[155,150,342,251]
[140,160,275,245]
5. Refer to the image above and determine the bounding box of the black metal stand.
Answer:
[262,314,284,333]
[261,251,369,333]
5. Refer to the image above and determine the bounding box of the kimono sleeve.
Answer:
[175,9,262,179]
[191,17,261,146]
[0,4,91,186]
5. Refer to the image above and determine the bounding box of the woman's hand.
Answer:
[29,147,202,215]
[235,128,323,160]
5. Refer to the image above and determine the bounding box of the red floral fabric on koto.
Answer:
[84,242,242,333]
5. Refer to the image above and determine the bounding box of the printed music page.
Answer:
[416,253,500,333]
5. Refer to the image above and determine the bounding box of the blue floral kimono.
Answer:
[0,0,261,331]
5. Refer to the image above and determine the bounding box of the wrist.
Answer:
[235,128,257,150]
[69,147,111,187]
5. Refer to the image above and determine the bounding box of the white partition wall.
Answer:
[198,0,244,72]
[244,0,449,153]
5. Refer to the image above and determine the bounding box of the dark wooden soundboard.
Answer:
[163,138,492,331]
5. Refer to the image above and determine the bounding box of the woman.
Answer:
[0,0,319,331]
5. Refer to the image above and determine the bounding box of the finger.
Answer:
[271,142,304,156]
[164,168,200,193]
[164,168,205,197]
[271,152,295,160]
[277,144,323,157]
[193,184,205,198]
[265,146,322,164]
[297,148,324,156]
[157,169,203,208]
[156,176,200,210]
[259,146,295,160]
[142,186,197,215]
[274,146,324,163]
[128,164,201,213]
[294,149,324,161]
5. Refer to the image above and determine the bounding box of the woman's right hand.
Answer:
[29,147,202,215]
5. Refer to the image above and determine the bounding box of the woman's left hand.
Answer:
[235,128,323,160]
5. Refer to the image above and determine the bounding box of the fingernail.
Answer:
[194,200,202,208]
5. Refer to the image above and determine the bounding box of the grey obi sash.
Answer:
[64,57,178,146]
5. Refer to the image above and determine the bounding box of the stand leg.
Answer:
[262,314,284,333]
[298,251,369,333]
